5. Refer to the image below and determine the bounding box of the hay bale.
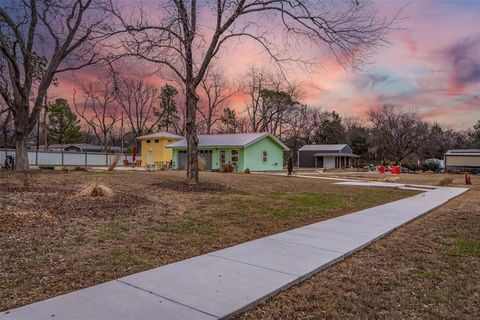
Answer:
[76,182,114,198]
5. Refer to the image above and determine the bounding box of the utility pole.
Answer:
[43,94,48,149]
[121,112,125,159]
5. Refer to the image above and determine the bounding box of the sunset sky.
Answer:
[50,0,480,131]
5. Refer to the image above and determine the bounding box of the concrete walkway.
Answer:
[1,182,468,320]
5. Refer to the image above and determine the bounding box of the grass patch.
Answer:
[445,236,480,257]
[231,192,360,220]
[98,221,129,241]
[110,249,140,267]
[415,269,441,281]
[168,218,219,238]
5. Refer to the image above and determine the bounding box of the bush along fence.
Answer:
[0,149,140,168]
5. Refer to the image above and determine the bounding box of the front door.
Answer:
[220,150,226,166]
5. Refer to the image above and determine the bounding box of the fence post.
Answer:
[61,151,64,166]
[35,149,38,165]
[106,152,108,166]
[85,153,88,166]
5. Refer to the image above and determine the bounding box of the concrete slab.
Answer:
[1,281,215,320]
[268,227,371,254]
[335,181,406,188]
[210,238,343,277]
[305,217,393,239]
[119,254,297,319]
[399,186,433,192]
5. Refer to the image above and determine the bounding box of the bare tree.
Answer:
[0,0,109,170]
[109,0,395,184]
[73,77,119,151]
[243,66,301,137]
[198,66,238,134]
[0,99,14,147]
[283,104,325,164]
[368,104,431,164]
[113,75,162,137]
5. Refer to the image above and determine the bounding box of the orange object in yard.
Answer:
[379,166,385,174]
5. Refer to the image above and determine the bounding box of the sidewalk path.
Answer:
[1,180,468,320]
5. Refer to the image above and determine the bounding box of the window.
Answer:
[231,150,239,164]
[168,140,173,143]
[154,139,159,143]
[146,140,151,144]
[262,151,268,162]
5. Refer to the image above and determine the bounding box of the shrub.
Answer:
[438,177,453,186]
[244,168,251,174]
[221,163,234,173]
[422,160,441,172]
[403,162,421,172]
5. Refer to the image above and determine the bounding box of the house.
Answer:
[298,144,359,169]
[136,132,184,166]
[167,132,289,172]
[444,149,480,173]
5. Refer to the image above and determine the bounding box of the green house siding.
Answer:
[244,137,284,171]
[170,135,285,172]
[172,147,245,171]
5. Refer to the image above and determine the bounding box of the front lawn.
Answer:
[0,170,414,311]
[237,174,480,319]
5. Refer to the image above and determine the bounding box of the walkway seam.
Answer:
[115,279,219,319]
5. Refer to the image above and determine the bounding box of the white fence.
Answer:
[0,149,141,167]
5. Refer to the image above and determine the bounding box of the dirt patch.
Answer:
[152,180,228,192]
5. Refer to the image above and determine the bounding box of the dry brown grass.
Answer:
[76,182,114,198]
[236,173,480,320]
[438,177,454,186]
[0,170,414,312]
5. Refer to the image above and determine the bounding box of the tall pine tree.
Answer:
[47,99,83,145]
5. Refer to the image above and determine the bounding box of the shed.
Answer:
[444,149,480,173]
[167,132,289,172]
[137,132,184,166]
[298,144,359,169]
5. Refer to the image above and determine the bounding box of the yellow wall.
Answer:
[139,137,180,165]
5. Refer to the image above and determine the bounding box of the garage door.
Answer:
[178,150,187,170]
[198,150,212,170]
[177,150,212,170]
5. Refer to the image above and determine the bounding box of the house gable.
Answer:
[243,135,285,171]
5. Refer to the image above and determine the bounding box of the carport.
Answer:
[299,144,360,169]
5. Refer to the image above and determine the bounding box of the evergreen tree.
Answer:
[157,84,180,132]
[47,99,83,144]
[313,111,346,144]
[220,107,237,133]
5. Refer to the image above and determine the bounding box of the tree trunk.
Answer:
[15,132,29,171]
[185,87,199,185]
